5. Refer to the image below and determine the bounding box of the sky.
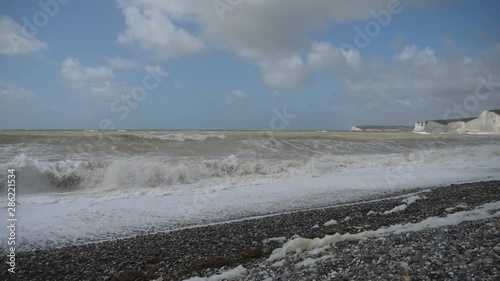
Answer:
[0,0,499,130]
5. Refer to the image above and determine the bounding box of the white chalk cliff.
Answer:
[414,110,500,134]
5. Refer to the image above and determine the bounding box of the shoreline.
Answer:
[1,180,499,280]
[3,183,439,253]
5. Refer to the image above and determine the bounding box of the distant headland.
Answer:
[350,126,413,132]
[414,109,500,134]
[350,109,500,134]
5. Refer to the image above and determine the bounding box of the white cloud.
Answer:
[197,0,389,57]
[145,64,169,77]
[115,0,389,87]
[307,41,361,70]
[481,43,500,67]
[342,49,362,68]
[0,15,47,56]
[108,57,141,69]
[61,57,129,100]
[260,55,310,88]
[325,43,500,121]
[0,80,38,108]
[226,89,248,106]
[117,5,205,59]
[60,61,169,102]
[396,100,411,106]
[62,57,115,82]
[390,33,404,49]
[307,41,345,70]
[393,44,437,66]
[112,0,492,106]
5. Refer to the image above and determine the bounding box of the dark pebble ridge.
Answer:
[1,180,499,281]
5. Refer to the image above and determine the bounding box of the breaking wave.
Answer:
[137,133,227,142]
[2,144,499,194]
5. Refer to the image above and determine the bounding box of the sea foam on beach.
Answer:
[0,131,499,251]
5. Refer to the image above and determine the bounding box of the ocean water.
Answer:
[1,130,500,250]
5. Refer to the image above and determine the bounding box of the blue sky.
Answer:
[0,0,499,130]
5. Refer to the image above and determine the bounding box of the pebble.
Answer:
[1,181,499,281]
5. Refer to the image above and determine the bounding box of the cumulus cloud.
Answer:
[307,41,361,70]
[307,42,345,70]
[0,80,38,108]
[260,55,311,88]
[324,43,500,121]
[390,33,404,49]
[198,0,389,56]
[481,43,500,67]
[0,15,47,56]
[107,57,141,69]
[112,0,498,119]
[115,0,389,87]
[62,57,115,82]
[145,64,169,78]
[117,4,206,59]
[61,57,129,100]
[226,89,248,106]
[393,44,437,66]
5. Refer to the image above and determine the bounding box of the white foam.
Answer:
[403,195,421,205]
[413,131,430,135]
[307,245,331,256]
[271,260,284,267]
[466,132,500,135]
[263,237,287,244]
[139,133,227,142]
[445,202,468,212]
[2,143,499,195]
[267,201,500,262]
[382,204,408,214]
[368,195,421,215]
[1,139,500,251]
[295,257,317,268]
[323,220,337,226]
[184,265,247,281]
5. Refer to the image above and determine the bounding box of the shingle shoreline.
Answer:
[1,180,499,281]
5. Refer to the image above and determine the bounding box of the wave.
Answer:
[137,133,227,142]
[1,144,499,194]
[1,154,302,193]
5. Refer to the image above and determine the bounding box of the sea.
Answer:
[1,130,499,251]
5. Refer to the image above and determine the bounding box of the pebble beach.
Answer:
[2,180,499,281]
